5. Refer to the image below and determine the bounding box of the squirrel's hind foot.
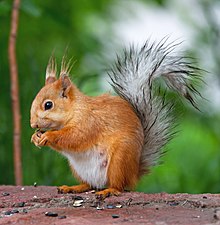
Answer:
[57,183,91,194]
[95,188,121,200]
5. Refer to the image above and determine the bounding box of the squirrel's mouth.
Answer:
[35,128,51,133]
[35,126,60,133]
[33,121,59,133]
[35,127,55,133]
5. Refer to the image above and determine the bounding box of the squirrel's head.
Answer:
[30,56,78,131]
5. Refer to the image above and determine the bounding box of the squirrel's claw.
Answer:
[31,131,48,148]
[95,188,121,200]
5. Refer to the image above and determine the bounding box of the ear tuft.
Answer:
[45,56,57,85]
[60,55,73,77]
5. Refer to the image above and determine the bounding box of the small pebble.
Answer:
[45,212,58,217]
[15,202,25,207]
[169,202,179,206]
[33,196,37,199]
[11,209,19,214]
[58,215,67,219]
[21,187,25,191]
[106,204,116,209]
[22,209,28,214]
[4,209,19,215]
[203,196,208,199]
[34,182,37,187]
[201,203,207,208]
[214,209,220,220]
[96,206,103,210]
[112,214,120,219]
[2,192,10,196]
[74,196,83,201]
[4,211,12,216]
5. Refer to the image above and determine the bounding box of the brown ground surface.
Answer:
[0,186,220,225]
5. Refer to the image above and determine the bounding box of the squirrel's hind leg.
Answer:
[95,140,140,200]
[57,183,91,194]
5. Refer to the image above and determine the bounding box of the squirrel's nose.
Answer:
[31,123,38,129]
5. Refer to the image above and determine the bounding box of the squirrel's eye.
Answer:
[44,101,53,111]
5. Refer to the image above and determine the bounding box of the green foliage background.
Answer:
[0,0,219,193]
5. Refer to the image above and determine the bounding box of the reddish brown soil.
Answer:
[0,186,220,225]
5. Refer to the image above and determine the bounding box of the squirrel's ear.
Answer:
[60,75,72,98]
[45,56,57,85]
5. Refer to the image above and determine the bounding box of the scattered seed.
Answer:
[126,198,132,206]
[73,199,83,207]
[58,215,67,219]
[75,199,83,204]
[193,215,200,218]
[34,182,37,187]
[45,212,58,217]
[116,204,122,208]
[181,200,188,206]
[2,192,10,196]
[112,214,120,219]
[73,202,82,207]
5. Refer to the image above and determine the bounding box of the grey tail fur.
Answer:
[108,38,202,175]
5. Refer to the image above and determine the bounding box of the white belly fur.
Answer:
[62,148,108,189]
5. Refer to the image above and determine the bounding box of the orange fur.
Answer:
[31,74,144,198]
[57,184,91,194]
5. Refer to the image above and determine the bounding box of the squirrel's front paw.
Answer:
[31,131,49,147]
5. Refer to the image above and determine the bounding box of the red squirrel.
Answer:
[30,39,201,199]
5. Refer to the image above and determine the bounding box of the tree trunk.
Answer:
[8,0,22,185]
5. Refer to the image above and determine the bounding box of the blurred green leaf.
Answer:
[21,0,41,17]
[0,1,11,16]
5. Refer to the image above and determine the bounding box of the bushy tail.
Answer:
[108,39,202,175]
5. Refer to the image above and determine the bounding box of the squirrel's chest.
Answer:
[62,148,109,189]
